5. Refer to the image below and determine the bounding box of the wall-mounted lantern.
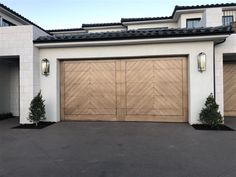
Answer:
[198,52,206,72]
[41,58,50,76]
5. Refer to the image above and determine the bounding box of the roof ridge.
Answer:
[122,2,236,23]
[175,2,236,9]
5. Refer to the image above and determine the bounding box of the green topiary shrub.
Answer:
[28,91,46,126]
[199,93,223,127]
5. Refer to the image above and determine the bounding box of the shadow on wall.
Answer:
[0,56,19,117]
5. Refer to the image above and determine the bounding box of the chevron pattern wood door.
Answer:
[61,60,117,121]
[224,63,236,116]
[61,57,187,122]
[125,57,187,122]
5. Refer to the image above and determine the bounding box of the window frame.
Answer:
[2,19,15,27]
[186,18,201,29]
[222,15,234,26]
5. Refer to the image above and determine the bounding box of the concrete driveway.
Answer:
[0,118,236,177]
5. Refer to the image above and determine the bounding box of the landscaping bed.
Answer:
[192,124,234,131]
[0,113,13,121]
[12,122,55,129]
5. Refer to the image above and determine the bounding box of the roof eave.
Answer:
[34,34,230,48]
[0,4,50,35]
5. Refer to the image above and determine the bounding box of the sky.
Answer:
[0,0,234,30]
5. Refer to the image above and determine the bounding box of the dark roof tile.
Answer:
[34,26,233,43]
[121,3,236,23]
[174,2,236,11]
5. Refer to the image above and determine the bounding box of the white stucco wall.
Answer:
[0,25,48,123]
[202,8,223,27]
[127,22,177,30]
[38,41,215,124]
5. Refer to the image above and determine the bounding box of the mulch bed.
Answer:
[0,113,14,121]
[0,117,13,121]
[192,124,234,131]
[12,122,55,129]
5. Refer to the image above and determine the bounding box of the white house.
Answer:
[0,3,235,124]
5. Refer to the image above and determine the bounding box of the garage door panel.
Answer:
[65,84,89,97]
[65,72,90,84]
[126,71,153,83]
[126,60,153,71]
[154,96,182,115]
[126,95,154,109]
[125,58,186,119]
[89,95,116,108]
[61,57,187,122]
[224,63,236,116]
[154,59,182,69]
[154,70,182,83]
[65,63,90,72]
[90,62,115,71]
[90,84,116,95]
[126,83,153,96]
[127,108,155,115]
[86,108,116,115]
[155,83,182,96]
[155,109,182,116]
[65,96,89,113]
[90,71,116,83]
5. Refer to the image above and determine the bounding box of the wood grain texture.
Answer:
[60,57,188,122]
[62,60,117,121]
[224,63,236,116]
[125,57,187,122]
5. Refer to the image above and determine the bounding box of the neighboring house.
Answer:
[0,3,236,124]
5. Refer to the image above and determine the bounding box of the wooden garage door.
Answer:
[60,57,188,122]
[224,63,236,116]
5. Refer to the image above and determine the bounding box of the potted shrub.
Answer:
[28,91,46,126]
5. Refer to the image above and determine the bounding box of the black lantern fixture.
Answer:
[41,58,50,76]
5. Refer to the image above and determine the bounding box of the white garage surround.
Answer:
[38,41,216,125]
[0,26,48,124]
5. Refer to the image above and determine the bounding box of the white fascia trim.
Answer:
[0,7,29,25]
[222,6,236,10]
[173,9,204,21]
[83,25,126,30]
[51,31,87,34]
[34,35,229,48]
[122,19,175,25]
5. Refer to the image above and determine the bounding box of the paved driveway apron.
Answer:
[0,118,236,177]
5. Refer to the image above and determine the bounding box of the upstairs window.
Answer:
[1,19,15,27]
[186,18,201,29]
[222,16,234,26]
